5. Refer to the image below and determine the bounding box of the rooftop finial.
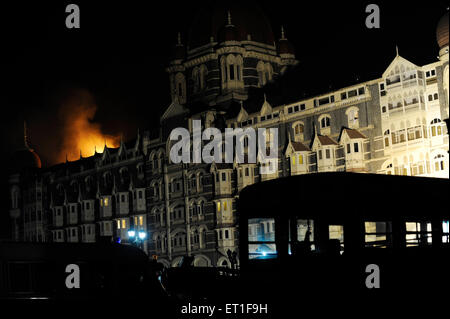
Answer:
[281,26,286,40]
[66,153,68,163]
[396,45,399,57]
[177,32,181,45]
[227,10,232,25]
[263,93,267,102]
[80,150,83,159]
[23,121,29,149]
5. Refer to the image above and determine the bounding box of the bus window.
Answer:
[248,218,276,260]
[405,222,432,247]
[443,220,449,243]
[288,219,315,255]
[328,225,344,254]
[364,221,392,248]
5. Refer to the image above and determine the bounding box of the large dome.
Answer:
[11,148,42,172]
[187,1,275,49]
[436,12,449,49]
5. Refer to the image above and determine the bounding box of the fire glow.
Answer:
[57,90,120,163]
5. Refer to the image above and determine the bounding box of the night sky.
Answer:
[0,0,448,239]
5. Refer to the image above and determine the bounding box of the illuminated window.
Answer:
[104,197,108,207]
[217,202,221,213]
[289,219,315,254]
[121,219,126,229]
[291,156,296,166]
[117,220,121,230]
[224,201,227,211]
[139,216,143,226]
[364,221,392,248]
[405,222,432,246]
[298,155,303,164]
[248,218,277,260]
[443,221,449,243]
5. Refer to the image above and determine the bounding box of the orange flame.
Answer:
[57,90,120,163]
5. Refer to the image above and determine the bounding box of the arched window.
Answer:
[430,118,443,137]
[292,121,304,142]
[434,154,446,172]
[384,130,390,147]
[320,116,331,128]
[346,107,359,128]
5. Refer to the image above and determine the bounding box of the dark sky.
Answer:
[0,0,447,239]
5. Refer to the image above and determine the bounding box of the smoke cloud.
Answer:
[56,89,120,163]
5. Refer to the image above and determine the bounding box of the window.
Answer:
[300,104,305,111]
[288,107,293,114]
[298,155,303,165]
[139,216,143,226]
[341,92,347,100]
[224,201,227,211]
[434,154,445,172]
[358,87,364,95]
[245,167,249,176]
[248,218,277,260]
[217,202,221,213]
[289,219,315,254]
[354,143,359,152]
[325,149,330,159]
[225,230,229,239]
[318,150,322,160]
[320,116,331,128]
[294,123,304,135]
[405,222,432,247]
[346,144,351,154]
[222,172,226,181]
[364,221,392,248]
[121,219,126,229]
[138,191,143,199]
[294,105,299,112]
[328,225,344,253]
[384,130,390,147]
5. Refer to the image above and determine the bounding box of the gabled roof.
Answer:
[161,97,189,121]
[260,95,273,116]
[382,54,418,78]
[316,135,338,146]
[291,141,310,152]
[341,128,367,140]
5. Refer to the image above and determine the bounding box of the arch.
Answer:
[193,254,211,267]
[157,258,170,268]
[318,114,331,128]
[171,256,184,267]
[217,256,231,268]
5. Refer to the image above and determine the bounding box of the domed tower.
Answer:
[436,12,449,61]
[165,0,298,110]
[11,121,42,172]
[9,122,42,241]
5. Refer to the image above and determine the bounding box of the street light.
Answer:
[127,228,147,250]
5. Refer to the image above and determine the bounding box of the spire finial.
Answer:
[80,150,83,159]
[66,153,68,163]
[177,32,181,45]
[263,93,267,102]
[281,26,286,40]
[227,10,232,25]
[94,145,97,154]
[23,121,29,148]
[396,45,399,57]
